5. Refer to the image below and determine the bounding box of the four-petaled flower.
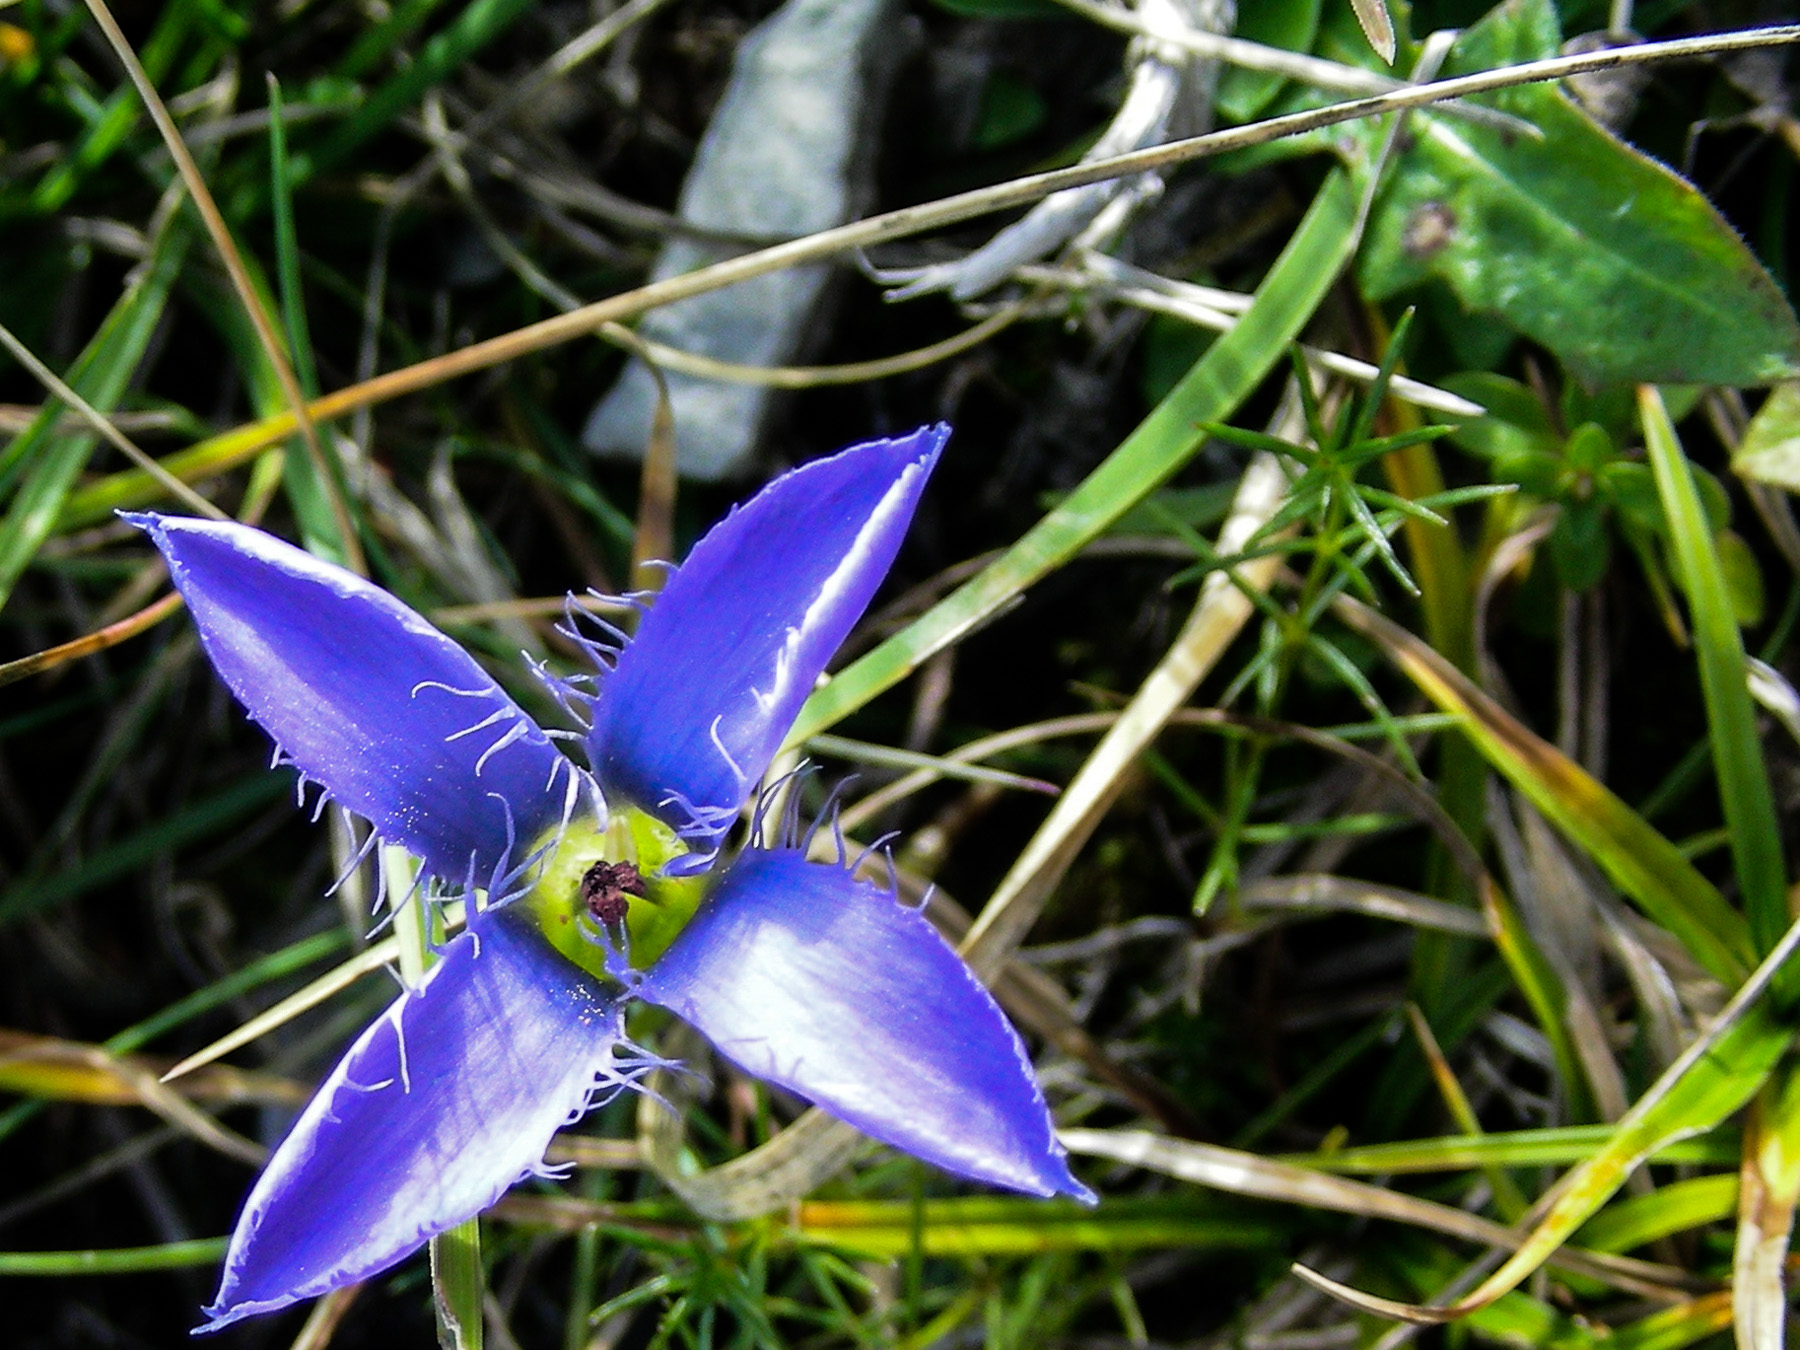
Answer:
[133,426,1090,1332]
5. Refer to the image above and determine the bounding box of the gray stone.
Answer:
[584,0,904,480]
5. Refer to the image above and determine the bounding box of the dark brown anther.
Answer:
[580,860,646,926]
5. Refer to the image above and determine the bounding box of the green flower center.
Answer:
[521,806,708,977]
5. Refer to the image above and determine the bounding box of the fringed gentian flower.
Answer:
[132,426,1090,1333]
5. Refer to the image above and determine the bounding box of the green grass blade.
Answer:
[789,168,1361,746]
[1575,1173,1738,1252]
[0,1238,228,1275]
[1299,923,1799,1321]
[295,0,536,186]
[1640,387,1788,960]
[0,222,191,609]
[1282,1125,1734,1174]
[431,1218,484,1350]
[0,773,289,927]
[267,77,320,400]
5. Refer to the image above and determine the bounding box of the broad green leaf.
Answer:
[1358,0,1800,387]
[1716,528,1766,626]
[790,169,1362,745]
[1550,499,1610,592]
[1733,383,1800,493]
[1642,388,1788,961]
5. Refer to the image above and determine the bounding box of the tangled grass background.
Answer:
[3,0,1800,1346]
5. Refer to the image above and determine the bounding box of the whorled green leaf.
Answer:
[1358,0,1800,388]
[789,169,1362,745]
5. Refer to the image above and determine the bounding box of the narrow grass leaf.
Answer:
[1282,1125,1734,1174]
[0,774,291,927]
[1640,386,1789,962]
[0,1238,228,1275]
[1575,1174,1738,1253]
[794,1196,1288,1258]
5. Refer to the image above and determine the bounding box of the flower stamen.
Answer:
[580,859,647,927]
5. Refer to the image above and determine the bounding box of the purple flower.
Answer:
[132,426,1090,1332]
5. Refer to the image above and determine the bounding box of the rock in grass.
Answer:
[583,0,905,481]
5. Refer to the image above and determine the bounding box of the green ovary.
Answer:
[521,806,707,977]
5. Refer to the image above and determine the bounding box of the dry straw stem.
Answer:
[598,307,1025,389]
[158,934,416,1084]
[0,1031,283,1165]
[78,0,363,570]
[1053,0,1410,94]
[0,590,184,689]
[85,22,1800,512]
[960,441,1292,979]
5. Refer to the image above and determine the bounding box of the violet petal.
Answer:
[637,848,1091,1200]
[200,906,625,1331]
[587,427,945,848]
[132,515,573,885]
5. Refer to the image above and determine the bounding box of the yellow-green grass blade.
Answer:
[1282,1124,1735,1174]
[1481,877,1600,1123]
[792,1196,1289,1259]
[1575,1174,1738,1253]
[1292,918,1800,1322]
